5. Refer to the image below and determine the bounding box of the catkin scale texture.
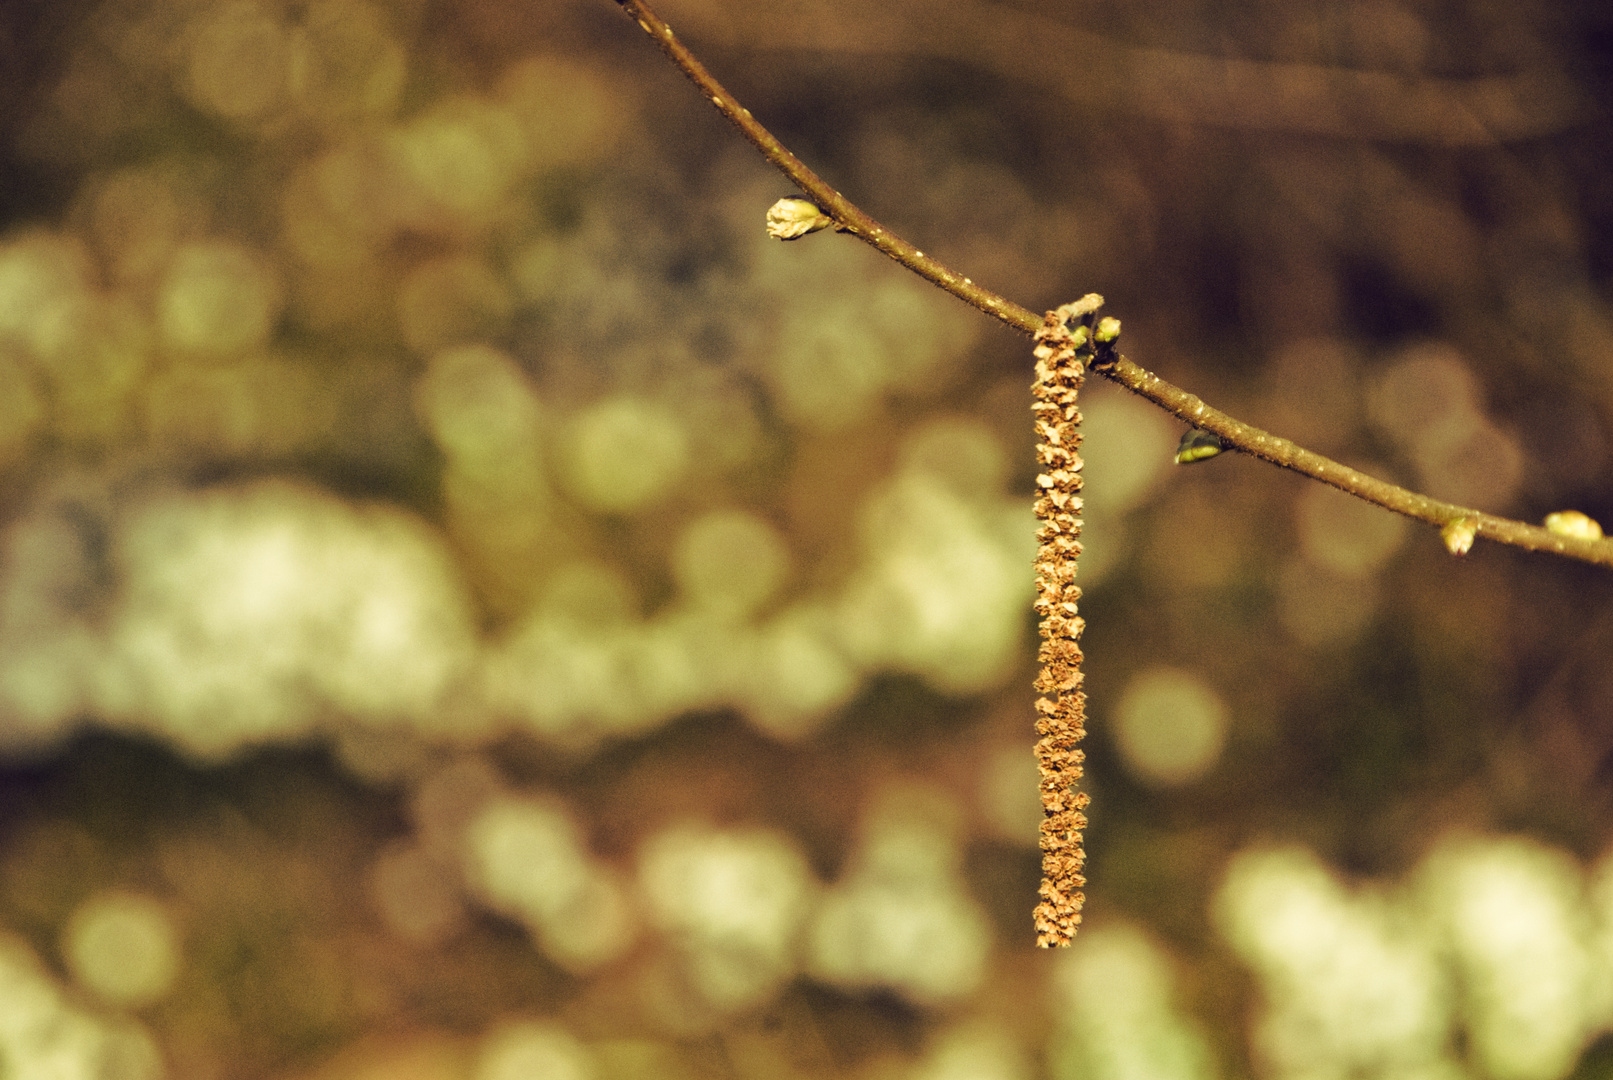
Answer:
[1030,304,1093,947]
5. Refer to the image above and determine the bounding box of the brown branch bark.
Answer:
[646,0,1585,146]
[609,0,1613,569]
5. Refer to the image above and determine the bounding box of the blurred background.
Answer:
[0,0,1611,1076]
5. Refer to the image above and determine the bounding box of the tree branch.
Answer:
[640,0,1585,145]
[611,0,1613,569]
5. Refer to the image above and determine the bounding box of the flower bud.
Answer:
[1441,517,1477,556]
[765,197,833,240]
[1544,509,1603,541]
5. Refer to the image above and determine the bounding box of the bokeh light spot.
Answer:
[63,891,181,1009]
[672,510,790,618]
[157,241,281,357]
[564,397,690,513]
[1295,477,1408,577]
[186,1,292,122]
[1113,667,1229,787]
[477,1022,597,1080]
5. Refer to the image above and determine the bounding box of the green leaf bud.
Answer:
[1174,429,1224,464]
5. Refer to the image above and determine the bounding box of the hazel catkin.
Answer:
[1029,297,1100,947]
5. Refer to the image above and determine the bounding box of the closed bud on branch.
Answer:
[1544,510,1603,541]
[766,197,834,240]
[1175,429,1225,464]
[1441,517,1478,556]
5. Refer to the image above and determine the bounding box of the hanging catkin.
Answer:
[1030,295,1103,948]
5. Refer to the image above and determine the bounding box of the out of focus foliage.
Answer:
[0,0,1611,1077]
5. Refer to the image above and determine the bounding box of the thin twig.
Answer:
[646,0,1584,145]
[611,0,1613,569]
